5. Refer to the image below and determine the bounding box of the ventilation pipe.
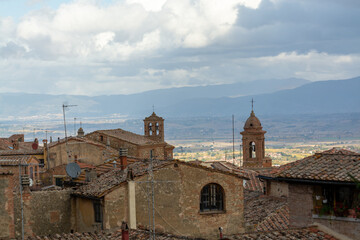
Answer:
[119,148,128,170]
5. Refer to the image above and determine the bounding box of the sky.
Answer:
[1,0,360,96]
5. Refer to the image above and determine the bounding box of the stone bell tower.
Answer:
[240,107,272,168]
[144,112,164,142]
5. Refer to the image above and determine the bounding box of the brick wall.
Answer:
[14,189,72,238]
[288,183,313,228]
[0,174,15,239]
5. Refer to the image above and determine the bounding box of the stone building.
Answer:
[0,156,41,188]
[0,170,15,239]
[259,148,360,240]
[240,110,272,169]
[72,158,247,239]
[85,112,174,160]
[46,137,117,169]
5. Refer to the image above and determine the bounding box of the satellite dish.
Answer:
[29,178,33,187]
[66,162,81,178]
[32,143,38,150]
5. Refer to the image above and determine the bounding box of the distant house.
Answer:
[72,157,247,239]
[85,112,174,160]
[0,155,41,188]
[259,148,360,240]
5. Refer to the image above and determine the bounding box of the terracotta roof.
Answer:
[255,205,289,232]
[73,157,138,184]
[206,161,264,192]
[0,156,37,166]
[27,228,202,240]
[73,159,247,198]
[244,190,288,232]
[0,148,43,156]
[90,129,161,145]
[263,148,360,182]
[226,226,339,240]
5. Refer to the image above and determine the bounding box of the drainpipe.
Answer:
[219,227,223,239]
[121,221,129,240]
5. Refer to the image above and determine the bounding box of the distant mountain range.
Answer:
[0,77,359,120]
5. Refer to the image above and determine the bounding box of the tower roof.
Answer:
[144,112,164,121]
[244,111,263,130]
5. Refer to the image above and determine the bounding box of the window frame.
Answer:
[200,183,225,213]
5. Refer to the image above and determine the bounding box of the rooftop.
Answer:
[226,226,339,240]
[244,190,288,232]
[90,128,161,145]
[262,148,360,183]
[0,155,38,166]
[73,159,247,198]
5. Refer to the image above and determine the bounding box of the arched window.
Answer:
[249,142,256,158]
[149,123,153,135]
[200,183,224,212]
[155,122,159,135]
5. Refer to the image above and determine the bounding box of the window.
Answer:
[313,185,360,218]
[93,201,103,223]
[155,122,159,135]
[100,135,104,142]
[249,142,256,158]
[200,183,224,212]
[149,123,153,135]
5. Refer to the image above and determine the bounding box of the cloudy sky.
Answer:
[1,0,360,96]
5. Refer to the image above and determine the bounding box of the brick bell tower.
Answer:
[144,112,164,142]
[240,104,272,168]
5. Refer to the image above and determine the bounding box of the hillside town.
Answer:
[0,109,359,240]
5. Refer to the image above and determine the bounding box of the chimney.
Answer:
[119,148,128,170]
[42,139,48,147]
[12,140,19,150]
[50,136,53,143]
[121,221,129,240]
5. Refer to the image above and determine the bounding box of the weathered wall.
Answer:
[14,189,72,238]
[86,132,138,157]
[0,174,15,239]
[103,163,244,240]
[86,132,171,160]
[269,181,289,198]
[48,139,109,168]
[288,183,314,228]
[314,218,360,240]
[73,197,101,233]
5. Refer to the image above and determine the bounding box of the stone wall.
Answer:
[102,163,244,240]
[48,139,110,168]
[288,183,314,228]
[269,180,289,198]
[0,174,15,239]
[14,189,72,238]
[86,132,138,157]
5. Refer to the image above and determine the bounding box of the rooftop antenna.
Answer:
[62,104,77,163]
[152,104,155,113]
[232,115,235,166]
[74,117,77,136]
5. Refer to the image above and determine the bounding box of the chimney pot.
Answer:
[119,148,128,170]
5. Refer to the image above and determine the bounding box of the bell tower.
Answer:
[144,112,165,142]
[240,108,272,168]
